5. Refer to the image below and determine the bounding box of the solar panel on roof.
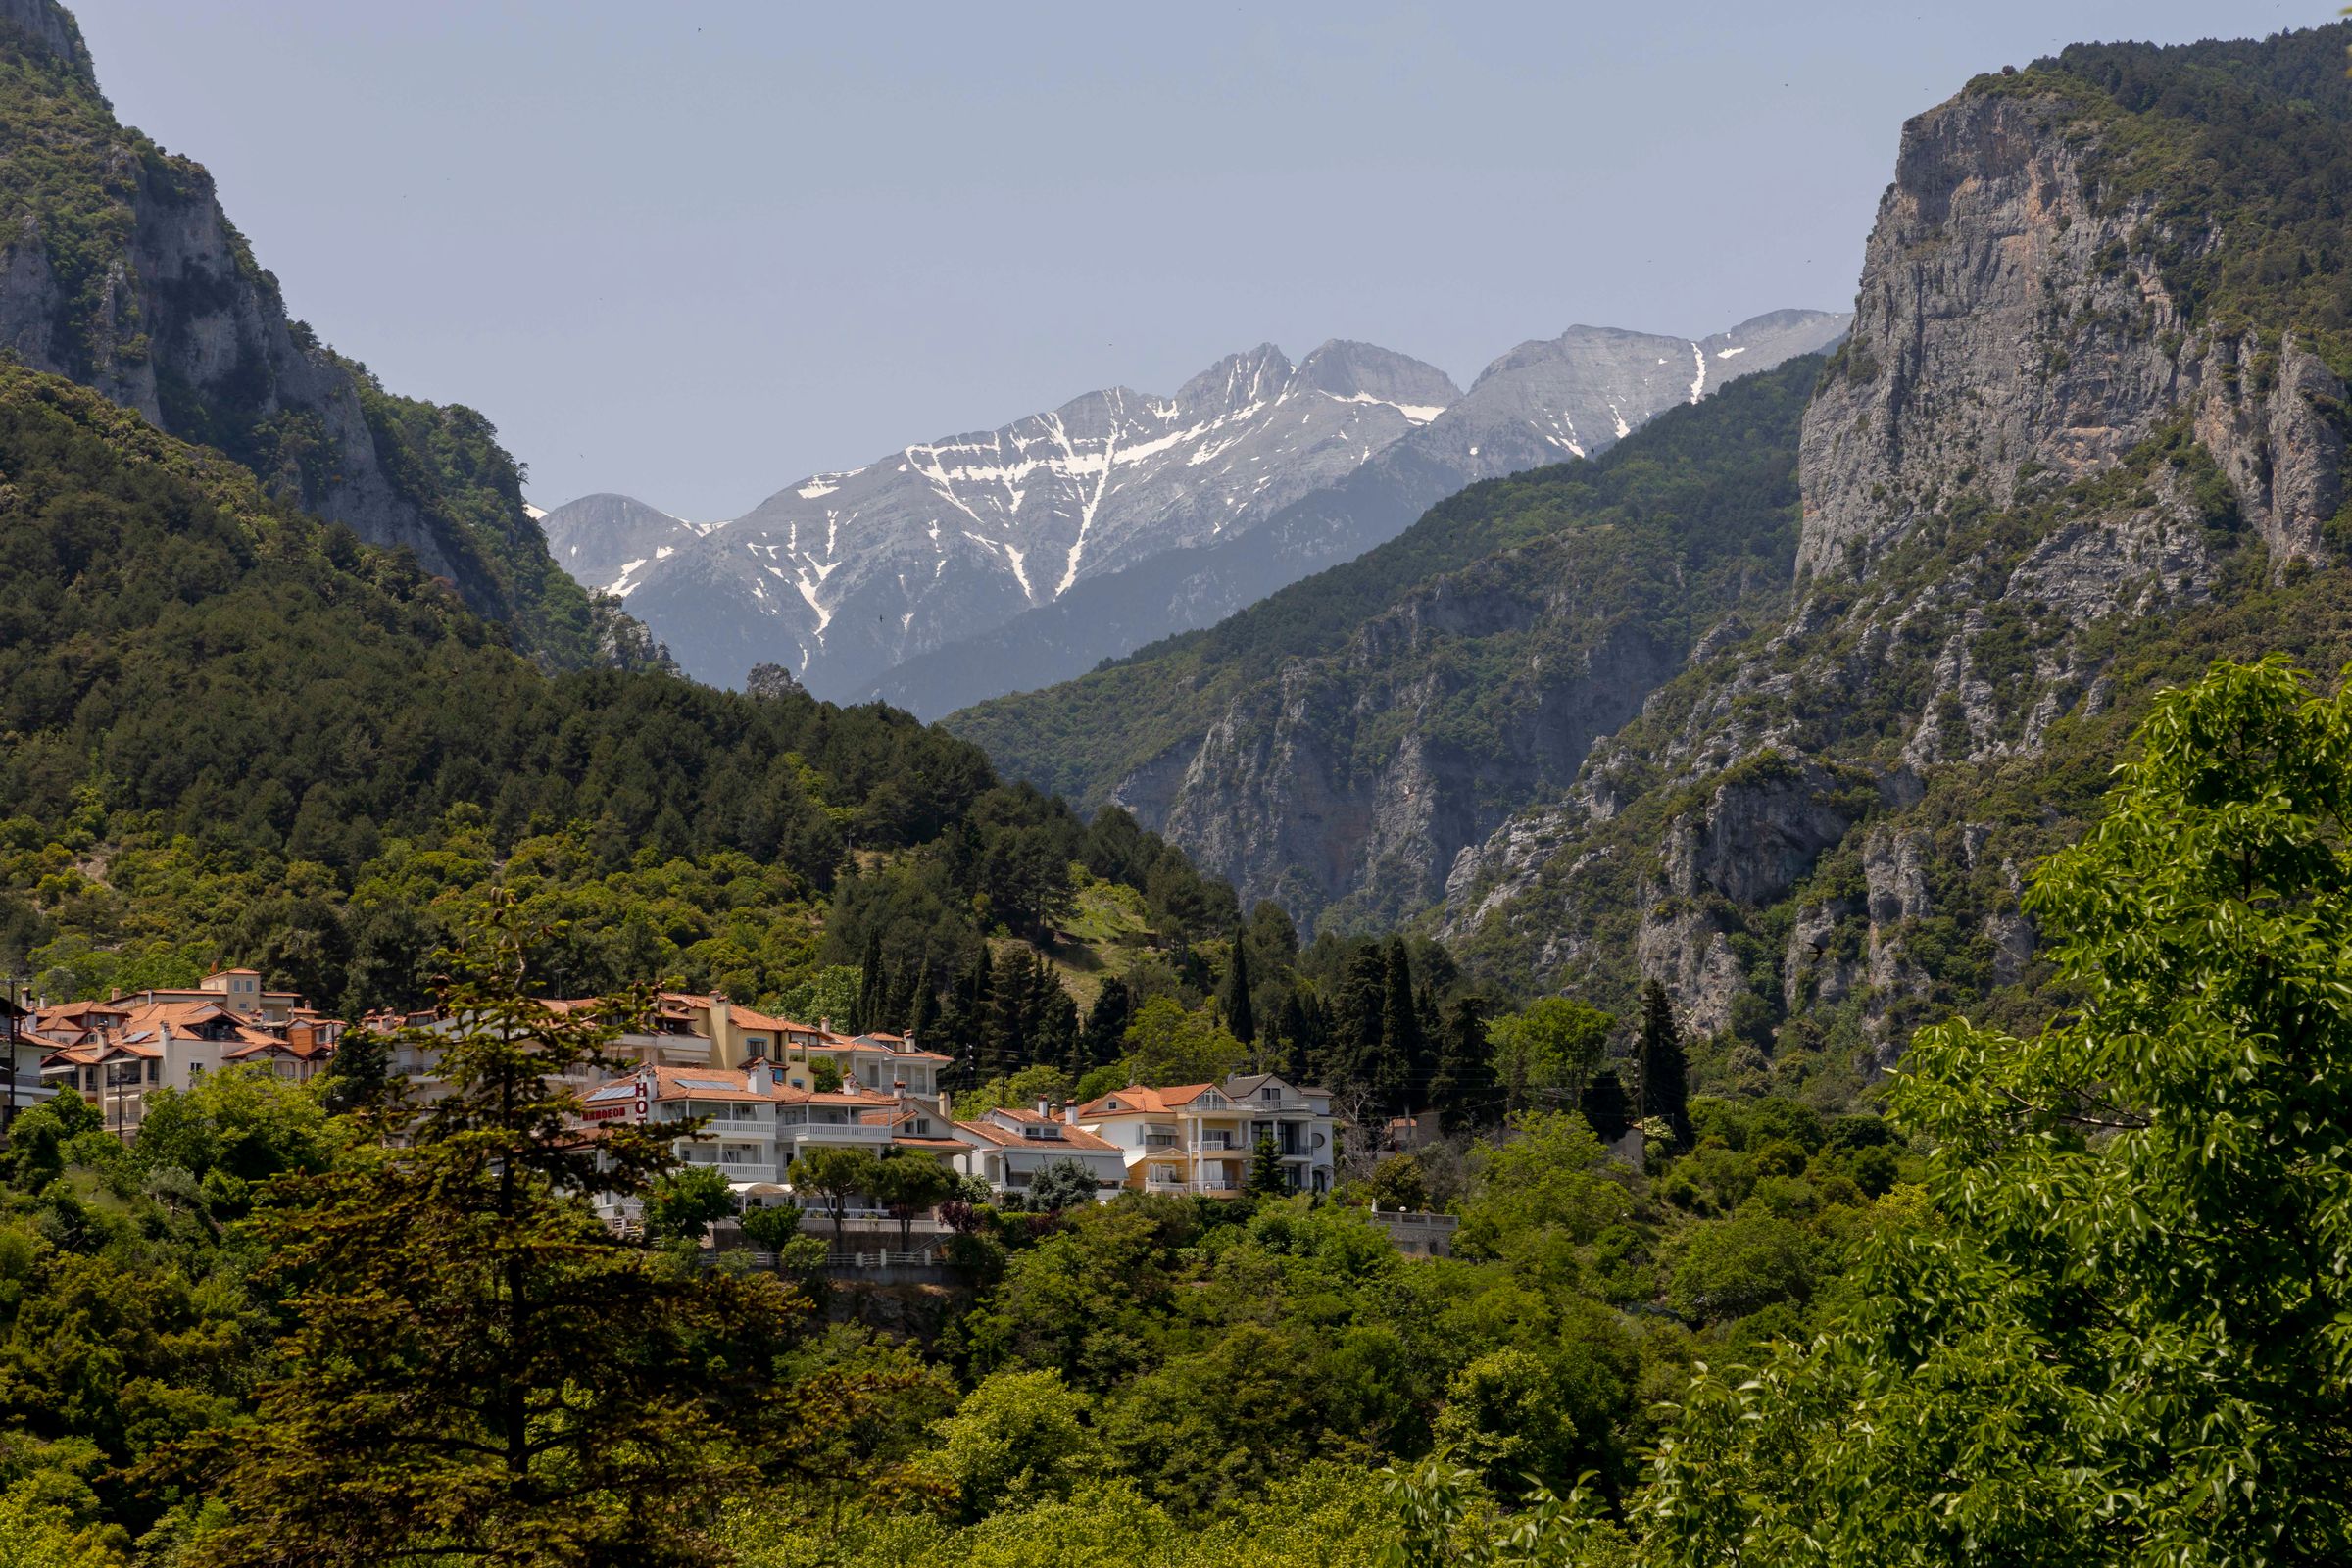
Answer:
[676,1076,740,1090]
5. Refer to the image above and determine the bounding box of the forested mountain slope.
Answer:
[0,0,633,666]
[960,24,2352,1097]
[0,359,1235,1019]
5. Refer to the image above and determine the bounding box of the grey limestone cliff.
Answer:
[1435,39,2352,1063]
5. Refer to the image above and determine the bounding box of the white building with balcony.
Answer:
[1073,1072,1334,1197]
[949,1104,1127,1200]
[576,1062,963,1216]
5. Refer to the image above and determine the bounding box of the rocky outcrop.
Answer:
[0,130,474,584]
[0,0,90,81]
[1797,88,2348,582]
[2191,334,2346,564]
[1657,757,1868,907]
[1126,584,1677,931]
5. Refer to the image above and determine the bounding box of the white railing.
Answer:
[788,1123,895,1144]
[827,1250,941,1269]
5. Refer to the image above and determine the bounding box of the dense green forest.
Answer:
[4,659,2347,1565]
[0,364,1244,1031]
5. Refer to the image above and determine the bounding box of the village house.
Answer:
[1073,1072,1336,1197]
[24,972,341,1138]
[949,1103,1126,1200]
[1,996,47,1131]
[574,1060,964,1219]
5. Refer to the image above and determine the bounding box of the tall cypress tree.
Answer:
[1377,937,1424,1114]
[1080,975,1133,1071]
[1331,946,1392,1094]
[906,963,938,1046]
[1427,994,1494,1131]
[1638,979,1691,1146]
[1033,971,1080,1074]
[944,949,993,1090]
[1223,931,1257,1046]
[1275,989,1324,1083]
[851,930,885,1034]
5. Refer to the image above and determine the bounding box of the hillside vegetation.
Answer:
[0,363,1236,1019]
[0,3,625,665]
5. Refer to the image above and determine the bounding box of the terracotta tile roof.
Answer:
[1073,1083,1215,1118]
[955,1113,1120,1152]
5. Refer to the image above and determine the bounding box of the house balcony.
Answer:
[785,1123,896,1147]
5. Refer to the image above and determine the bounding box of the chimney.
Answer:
[1036,1097,1051,1118]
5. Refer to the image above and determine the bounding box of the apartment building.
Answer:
[949,1104,1127,1200]
[1074,1072,1335,1197]
[577,1061,962,1198]
[30,985,338,1138]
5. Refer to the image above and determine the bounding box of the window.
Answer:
[1262,1087,1281,1102]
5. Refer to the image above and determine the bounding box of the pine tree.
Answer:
[984,947,1033,1077]
[1223,930,1257,1046]
[1638,979,1691,1146]
[173,894,808,1567]
[1029,956,1080,1070]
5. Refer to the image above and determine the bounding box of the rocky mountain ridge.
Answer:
[866,310,1848,716]
[553,312,1844,706]
[1439,30,2352,1078]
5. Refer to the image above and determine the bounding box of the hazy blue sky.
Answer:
[73,0,2308,519]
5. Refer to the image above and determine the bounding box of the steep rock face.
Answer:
[1441,32,2352,1057]
[1131,597,1674,931]
[0,0,86,77]
[0,151,474,584]
[1798,89,2346,579]
[877,311,1848,717]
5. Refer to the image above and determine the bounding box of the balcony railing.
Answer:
[788,1123,895,1144]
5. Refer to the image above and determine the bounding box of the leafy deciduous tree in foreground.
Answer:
[1643,657,2352,1565]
